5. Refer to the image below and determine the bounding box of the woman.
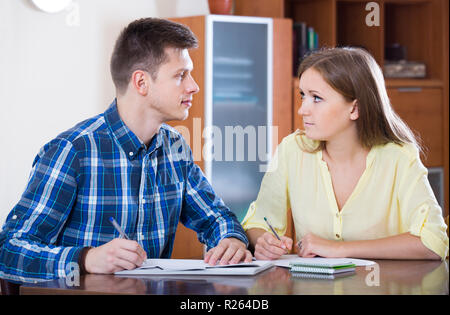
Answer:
[242,47,448,260]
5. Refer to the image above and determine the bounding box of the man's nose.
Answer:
[187,74,200,94]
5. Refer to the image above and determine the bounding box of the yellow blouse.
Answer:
[242,132,449,259]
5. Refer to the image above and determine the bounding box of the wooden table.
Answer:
[20,259,448,295]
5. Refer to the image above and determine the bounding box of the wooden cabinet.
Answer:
[236,0,449,217]
[167,15,293,258]
[388,87,443,167]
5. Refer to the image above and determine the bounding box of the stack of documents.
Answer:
[115,259,273,276]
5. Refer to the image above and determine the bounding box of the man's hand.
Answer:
[254,232,293,260]
[84,238,147,274]
[204,238,253,266]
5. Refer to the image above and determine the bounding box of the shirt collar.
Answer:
[104,99,146,160]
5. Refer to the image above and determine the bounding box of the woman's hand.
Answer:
[254,232,293,260]
[296,233,345,258]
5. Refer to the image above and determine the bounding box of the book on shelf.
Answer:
[293,22,319,76]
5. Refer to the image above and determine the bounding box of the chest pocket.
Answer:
[154,181,184,221]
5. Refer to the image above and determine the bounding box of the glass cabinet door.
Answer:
[206,16,273,221]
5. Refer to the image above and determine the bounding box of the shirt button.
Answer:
[335,233,340,239]
[142,199,146,204]
[129,152,134,157]
[12,215,17,220]
[335,213,339,218]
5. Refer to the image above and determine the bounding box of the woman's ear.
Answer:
[349,99,359,121]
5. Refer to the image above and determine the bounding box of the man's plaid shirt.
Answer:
[0,100,248,283]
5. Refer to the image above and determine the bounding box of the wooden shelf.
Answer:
[385,79,443,88]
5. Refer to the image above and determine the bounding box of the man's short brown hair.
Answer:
[110,18,198,94]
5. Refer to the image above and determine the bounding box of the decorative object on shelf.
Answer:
[30,0,73,13]
[208,0,233,15]
[384,43,426,78]
[384,61,426,79]
[385,43,406,61]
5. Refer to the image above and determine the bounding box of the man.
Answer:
[0,18,251,282]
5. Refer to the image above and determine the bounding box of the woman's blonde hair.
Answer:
[296,47,421,153]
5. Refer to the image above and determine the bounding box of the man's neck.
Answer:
[116,96,162,147]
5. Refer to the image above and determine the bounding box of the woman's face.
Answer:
[298,67,358,142]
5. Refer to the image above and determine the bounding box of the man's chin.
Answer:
[179,110,189,121]
[166,111,189,123]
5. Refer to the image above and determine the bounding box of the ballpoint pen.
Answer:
[109,216,130,240]
[263,216,289,253]
[263,217,281,241]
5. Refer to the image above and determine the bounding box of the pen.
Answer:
[263,217,281,241]
[264,217,289,253]
[109,216,129,240]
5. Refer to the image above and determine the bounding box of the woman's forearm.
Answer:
[340,232,440,260]
[246,228,267,252]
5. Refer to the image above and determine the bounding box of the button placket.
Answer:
[334,212,342,240]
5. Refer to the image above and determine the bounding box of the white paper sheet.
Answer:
[115,258,274,276]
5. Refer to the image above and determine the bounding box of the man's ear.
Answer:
[350,99,359,121]
[131,70,149,96]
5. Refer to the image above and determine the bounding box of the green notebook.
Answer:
[289,260,356,274]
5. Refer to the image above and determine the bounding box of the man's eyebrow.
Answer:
[175,66,193,73]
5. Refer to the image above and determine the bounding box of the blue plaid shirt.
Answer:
[0,100,248,283]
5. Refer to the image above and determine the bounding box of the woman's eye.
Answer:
[300,91,305,99]
[313,95,322,102]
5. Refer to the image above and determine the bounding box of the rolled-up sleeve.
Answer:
[399,150,449,260]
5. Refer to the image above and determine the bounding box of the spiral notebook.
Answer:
[289,259,356,275]
[291,270,356,280]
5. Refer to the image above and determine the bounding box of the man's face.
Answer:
[146,47,199,122]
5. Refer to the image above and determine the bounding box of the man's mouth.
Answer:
[181,99,192,107]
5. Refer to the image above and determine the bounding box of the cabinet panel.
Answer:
[387,87,443,166]
[209,18,272,222]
